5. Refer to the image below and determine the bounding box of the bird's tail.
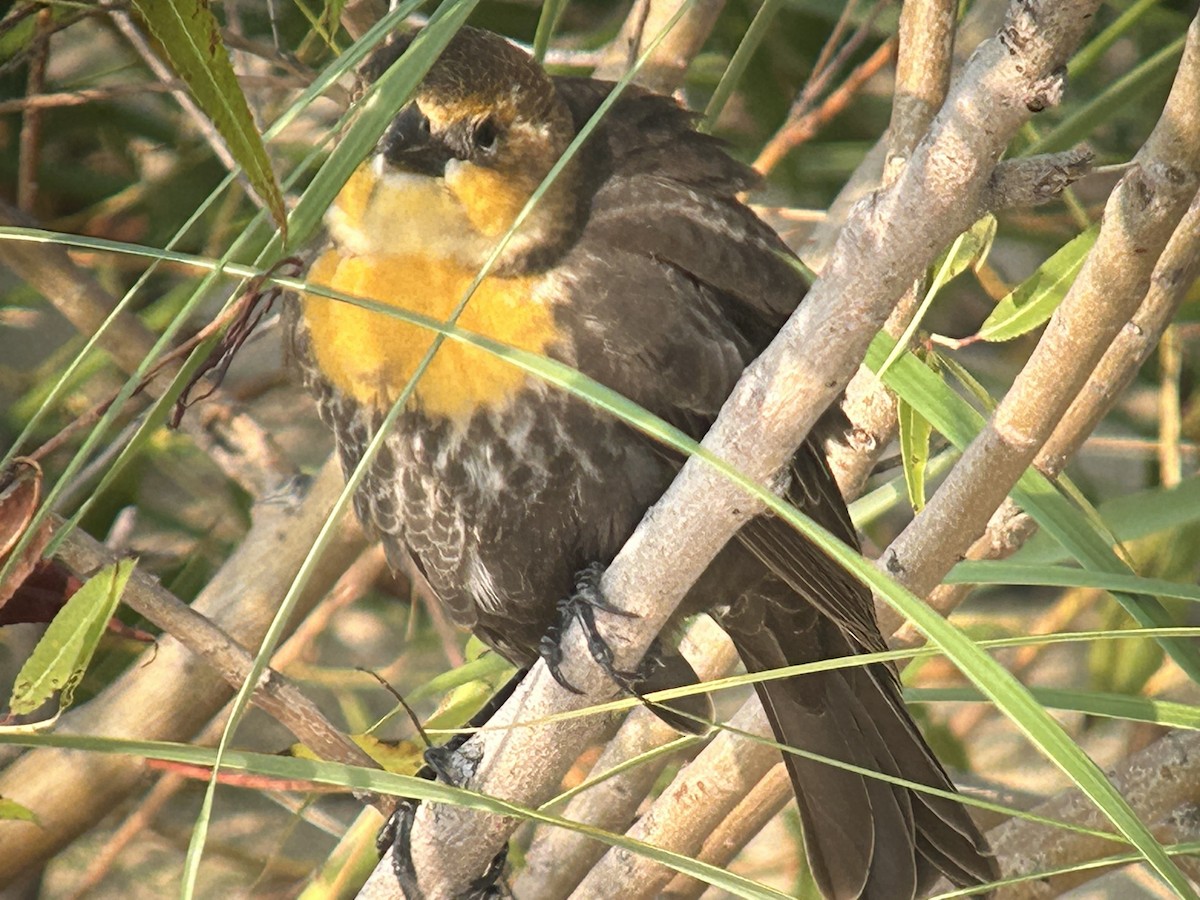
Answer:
[725,607,998,900]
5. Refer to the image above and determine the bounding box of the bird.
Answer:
[288,25,997,900]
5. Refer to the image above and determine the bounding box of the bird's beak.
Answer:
[378,103,455,177]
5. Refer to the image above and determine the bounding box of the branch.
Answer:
[892,183,1200,645]
[754,0,896,175]
[16,8,51,213]
[53,520,382,784]
[658,2,1094,874]
[799,0,1014,271]
[363,3,1106,897]
[827,0,958,497]
[1043,187,1200,475]
[512,619,738,899]
[570,702,779,899]
[0,457,364,883]
[882,11,1200,602]
[592,0,726,93]
[986,729,1200,898]
[662,763,792,898]
[887,0,955,178]
[753,35,898,176]
[986,147,1095,211]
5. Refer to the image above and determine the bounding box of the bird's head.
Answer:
[326,27,581,272]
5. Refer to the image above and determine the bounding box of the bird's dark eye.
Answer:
[472,117,500,154]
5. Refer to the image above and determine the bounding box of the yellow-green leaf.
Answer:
[937,213,997,283]
[933,351,997,413]
[8,559,134,715]
[878,214,996,377]
[975,226,1099,342]
[129,0,286,235]
[898,397,932,511]
[0,797,37,823]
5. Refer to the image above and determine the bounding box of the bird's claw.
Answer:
[379,798,510,899]
[375,675,526,899]
[539,563,640,694]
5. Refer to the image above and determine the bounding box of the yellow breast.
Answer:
[302,250,558,421]
[302,166,560,421]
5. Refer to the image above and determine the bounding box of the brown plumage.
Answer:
[289,26,997,899]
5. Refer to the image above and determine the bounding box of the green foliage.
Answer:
[7,559,133,717]
[898,394,932,512]
[974,226,1099,343]
[130,0,287,231]
[0,797,36,823]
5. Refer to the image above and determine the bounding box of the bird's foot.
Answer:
[376,673,526,898]
[539,562,639,695]
[377,747,510,899]
[378,797,511,899]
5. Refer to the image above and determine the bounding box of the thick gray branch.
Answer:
[987,729,1200,899]
[884,12,1200,602]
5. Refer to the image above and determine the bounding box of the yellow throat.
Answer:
[302,163,561,421]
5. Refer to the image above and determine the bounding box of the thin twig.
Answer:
[592,0,726,93]
[16,7,51,213]
[755,28,896,175]
[0,200,295,496]
[111,10,271,215]
[0,75,311,115]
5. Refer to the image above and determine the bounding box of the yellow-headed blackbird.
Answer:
[289,26,996,900]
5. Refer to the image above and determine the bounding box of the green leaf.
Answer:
[898,396,933,511]
[8,559,135,716]
[907,686,1200,731]
[129,0,287,233]
[878,214,996,377]
[932,351,997,412]
[0,797,37,823]
[851,448,958,528]
[975,226,1098,343]
[866,334,1200,685]
[939,213,997,283]
[947,560,1200,604]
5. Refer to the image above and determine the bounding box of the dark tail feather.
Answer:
[636,639,714,735]
[727,610,998,900]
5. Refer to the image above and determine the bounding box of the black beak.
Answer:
[379,104,455,177]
